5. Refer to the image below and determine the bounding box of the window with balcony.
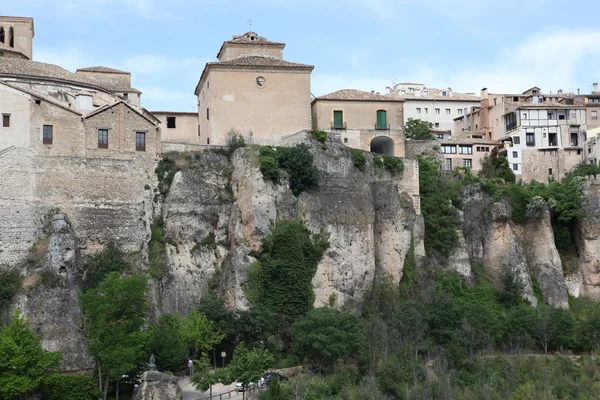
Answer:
[571,132,579,147]
[376,110,388,130]
[505,112,517,131]
[333,110,344,129]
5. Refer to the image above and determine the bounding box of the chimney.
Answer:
[481,87,488,98]
[558,89,563,94]
[385,86,391,94]
[448,87,453,97]
[593,82,599,93]
[578,88,581,95]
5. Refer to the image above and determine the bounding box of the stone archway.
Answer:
[370,136,394,156]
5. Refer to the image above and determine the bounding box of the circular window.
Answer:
[255,76,266,88]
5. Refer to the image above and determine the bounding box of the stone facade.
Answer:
[153,111,199,145]
[0,16,34,60]
[195,31,313,146]
[311,90,405,157]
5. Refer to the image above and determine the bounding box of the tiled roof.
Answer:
[515,101,583,109]
[389,87,480,101]
[76,66,130,74]
[0,80,82,115]
[316,89,403,102]
[208,55,313,70]
[0,57,136,93]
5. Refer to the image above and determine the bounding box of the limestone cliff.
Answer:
[154,138,423,313]
[458,185,569,309]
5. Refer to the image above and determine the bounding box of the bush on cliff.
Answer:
[83,242,130,290]
[259,145,320,196]
[245,220,329,324]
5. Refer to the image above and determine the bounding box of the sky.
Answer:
[4,0,600,111]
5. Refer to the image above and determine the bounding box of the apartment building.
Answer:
[387,83,480,135]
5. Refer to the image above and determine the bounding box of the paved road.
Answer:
[179,378,247,400]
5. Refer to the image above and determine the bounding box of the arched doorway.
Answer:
[370,136,394,156]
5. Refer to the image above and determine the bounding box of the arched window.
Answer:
[376,110,387,130]
[8,27,14,47]
[0,27,4,43]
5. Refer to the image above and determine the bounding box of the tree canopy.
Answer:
[404,118,435,140]
[290,307,365,369]
[0,311,60,399]
[79,272,149,400]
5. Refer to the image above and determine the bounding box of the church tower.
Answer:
[195,32,314,146]
[0,16,34,60]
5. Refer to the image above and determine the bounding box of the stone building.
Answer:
[152,111,199,149]
[387,83,480,135]
[0,16,34,60]
[0,15,161,265]
[438,133,499,172]
[311,89,405,157]
[195,31,314,146]
[454,87,587,182]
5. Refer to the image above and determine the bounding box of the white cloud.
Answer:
[450,29,600,94]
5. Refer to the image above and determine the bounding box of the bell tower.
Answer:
[0,16,34,60]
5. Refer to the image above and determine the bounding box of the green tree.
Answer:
[417,155,460,257]
[0,311,60,399]
[0,267,22,323]
[82,242,130,290]
[221,343,274,400]
[147,314,187,373]
[404,118,434,140]
[290,307,365,370]
[181,308,225,360]
[190,357,223,400]
[79,272,149,400]
[245,220,329,324]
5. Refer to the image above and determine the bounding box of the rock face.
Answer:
[461,186,569,309]
[11,214,94,371]
[132,371,182,400]
[575,178,600,300]
[156,139,422,312]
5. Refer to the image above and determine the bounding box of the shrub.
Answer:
[191,234,216,253]
[38,269,61,288]
[350,149,366,171]
[148,224,169,280]
[0,267,22,311]
[41,374,100,400]
[226,129,247,155]
[309,130,328,144]
[382,155,404,175]
[155,157,181,197]
[259,145,320,196]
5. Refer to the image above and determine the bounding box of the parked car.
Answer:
[261,372,288,385]
[235,382,256,392]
